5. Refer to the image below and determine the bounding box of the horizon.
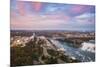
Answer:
[10,29,95,32]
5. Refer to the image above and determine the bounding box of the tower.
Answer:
[30,33,36,39]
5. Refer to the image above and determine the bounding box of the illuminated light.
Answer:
[17,40,20,43]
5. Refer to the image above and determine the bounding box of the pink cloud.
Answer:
[70,5,86,13]
[11,14,70,30]
[31,2,42,12]
[17,1,25,16]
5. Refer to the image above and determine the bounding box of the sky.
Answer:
[11,0,95,31]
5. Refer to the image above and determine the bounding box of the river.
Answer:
[50,39,95,62]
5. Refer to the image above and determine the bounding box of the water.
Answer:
[50,39,95,62]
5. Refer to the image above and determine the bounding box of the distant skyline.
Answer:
[11,0,95,31]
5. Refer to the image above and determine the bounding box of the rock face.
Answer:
[11,35,80,66]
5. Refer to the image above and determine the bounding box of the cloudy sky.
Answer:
[11,0,95,31]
